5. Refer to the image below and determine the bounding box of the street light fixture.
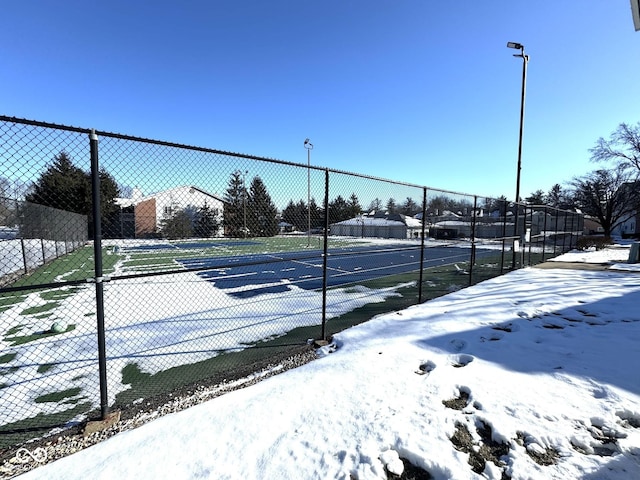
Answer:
[507,41,529,268]
[304,139,313,247]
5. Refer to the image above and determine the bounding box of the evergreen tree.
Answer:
[26,152,89,213]
[546,184,567,208]
[328,195,350,224]
[26,151,120,238]
[223,170,247,237]
[194,202,220,237]
[283,198,324,231]
[281,200,301,229]
[401,197,420,216]
[160,209,193,239]
[309,197,323,228]
[346,193,362,218]
[525,190,546,205]
[295,200,308,230]
[98,168,122,237]
[247,176,278,237]
[386,198,397,214]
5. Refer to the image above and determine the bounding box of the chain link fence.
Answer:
[0,116,584,452]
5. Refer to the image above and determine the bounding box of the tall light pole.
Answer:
[507,41,529,268]
[242,169,248,238]
[304,139,313,247]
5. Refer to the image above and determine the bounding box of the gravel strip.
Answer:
[0,347,318,479]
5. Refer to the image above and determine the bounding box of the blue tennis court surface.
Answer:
[177,245,493,298]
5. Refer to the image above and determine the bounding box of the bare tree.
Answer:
[569,165,640,237]
[590,122,640,173]
[368,198,383,212]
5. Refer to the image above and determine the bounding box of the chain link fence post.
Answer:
[90,129,109,420]
[418,187,427,303]
[320,169,330,340]
[468,195,477,285]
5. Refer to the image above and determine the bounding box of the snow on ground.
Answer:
[1,270,404,426]
[14,246,640,480]
[553,243,640,273]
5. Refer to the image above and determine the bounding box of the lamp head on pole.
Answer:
[507,42,529,61]
[304,138,313,150]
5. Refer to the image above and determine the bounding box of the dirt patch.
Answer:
[450,421,511,478]
[442,390,469,410]
[385,457,433,480]
[516,432,560,465]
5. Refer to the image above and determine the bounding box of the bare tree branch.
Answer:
[590,122,640,173]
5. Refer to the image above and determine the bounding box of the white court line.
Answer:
[329,260,421,279]
[262,253,352,275]
[205,271,258,280]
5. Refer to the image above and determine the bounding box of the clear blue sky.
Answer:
[2,1,639,202]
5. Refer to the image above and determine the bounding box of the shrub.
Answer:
[576,235,613,251]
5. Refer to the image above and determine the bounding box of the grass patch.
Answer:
[5,325,24,336]
[34,387,83,404]
[0,402,92,449]
[2,245,119,291]
[122,363,152,385]
[0,293,27,312]
[20,302,58,316]
[6,324,76,346]
[6,246,94,287]
[37,363,56,374]
[39,287,80,301]
[114,335,313,407]
[0,353,17,364]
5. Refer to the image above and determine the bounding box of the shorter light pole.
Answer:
[242,170,248,238]
[304,139,313,247]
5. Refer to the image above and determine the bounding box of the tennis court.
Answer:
[175,244,494,298]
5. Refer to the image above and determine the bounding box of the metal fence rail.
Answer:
[0,115,584,451]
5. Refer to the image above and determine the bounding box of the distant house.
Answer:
[278,221,296,233]
[583,217,604,235]
[330,213,422,239]
[115,186,225,238]
[612,212,639,238]
[610,181,640,238]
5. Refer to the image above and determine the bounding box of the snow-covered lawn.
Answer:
[13,246,640,480]
[0,261,406,427]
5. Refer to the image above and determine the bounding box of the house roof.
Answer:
[116,185,226,207]
[332,214,422,228]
